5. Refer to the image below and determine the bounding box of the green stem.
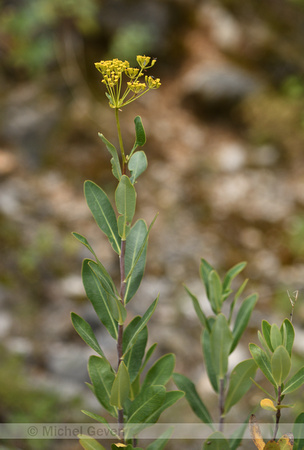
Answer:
[115,108,126,173]
[117,238,126,441]
[219,377,225,433]
[273,385,282,440]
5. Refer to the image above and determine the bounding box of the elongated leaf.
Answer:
[271,345,291,385]
[140,343,158,373]
[84,181,121,254]
[229,416,251,450]
[110,361,131,409]
[88,355,117,416]
[136,391,184,438]
[98,132,122,180]
[71,312,105,357]
[127,385,166,424]
[79,436,106,450]
[208,270,223,314]
[126,391,184,440]
[200,259,214,298]
[130,116,146,157]
[123,318,148,382]
[270,324,282,351]
[183,284,210,332]
[142,354,175,390]
[224,359,257,414]
[249,343,277,387]
[88,260,117,299]
[222,261,247,294]
[262,320,273,352]
[203,431,230,449]
[172,373,213,426]
[115,175,136,225]
[228,278,248,321]
[211,314,233,379]
[230,293,258,353]
[258,330,272,357]
[128,151,148,184]
[81,411,119,438]
[146,427,173,450]
[107,294,127,325]
[280,319,294,356]
[293,412,304,450]
[125,213,158,283]
[202,328,219,392]
[282,366,304,395]
[72,232,99,261]
[125,220,148,303]
[123,296,159,356]
[82,259,118,340]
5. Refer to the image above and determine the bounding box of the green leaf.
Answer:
[228,278,248,322]
[249,343,277,387]
[123,318,148,382]
[125,213,158,283]
[224,359,257,414]
[127,385,166,425]
[128,151,148,184]
[271,345,291,385]
[270,324,283,351]
[139,391,184,432]
[123,296,159,356]
[258,330,272,357]
[84,181,121,254]
[88,260,117,299]
[142,354,175,391]
[115,175,136,239]
[282,366,304,395]
[228,416,251,450]
[183,284,210,332]
[172,373,214,426]
[208,270,223,314]
[88,355,117,417]
[262,320,274,352]
[199,259,214,298]
[82,259,118,339]
[124,220,148,303]
[72,232,99,261]
[222,261,247,294]
[280,319,294,356]
[107,294,127,325]
[202,328,219,392]
[126,390,184,440]
[146,427,173,450]
[110,361,131,409]
[230,293,258,353]
[81,411,119,438]
[98,132,122,180]
[79,436,106,450]
[211,314,233,379]
[130,115,146,157]
[293,411,304,450]
[203,431,230,449]
[71,312,105,357]
[140,343,158,373]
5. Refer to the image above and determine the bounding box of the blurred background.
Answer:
[1,0,304,448]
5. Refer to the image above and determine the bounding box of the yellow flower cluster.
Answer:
[94,55,161,108]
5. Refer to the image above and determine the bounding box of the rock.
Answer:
[182,63,262,115]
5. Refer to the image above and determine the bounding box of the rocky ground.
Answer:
[1,1,304,449]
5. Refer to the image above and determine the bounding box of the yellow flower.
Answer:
[127,81,146,94]
[145,75,161,89]
[125,67,140,79]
